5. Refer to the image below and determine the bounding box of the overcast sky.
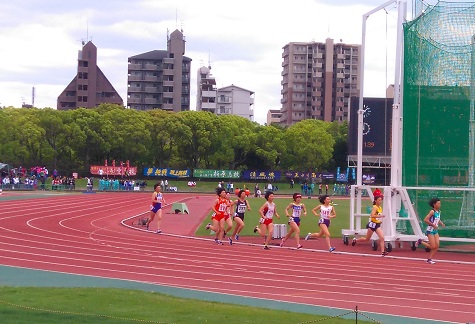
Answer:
[0,0,444,124]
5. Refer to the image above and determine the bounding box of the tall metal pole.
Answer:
[390,0,407,187]
[358,0,401,187]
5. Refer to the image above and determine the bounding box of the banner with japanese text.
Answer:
[90,166,137,176]
[143,168,190,178]
[284,171,335,181]
[242,170,281,180]
[193,169,241,179]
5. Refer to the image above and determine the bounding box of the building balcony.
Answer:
[163,80,174,87]
[128,75,143,81]
[163,57,174,64]
[128,63,141,71]
[144,76,159,82]
[144,98,158,105]
[163,69,174,76]
[143,86,158,93]
[128,98,142,104]
[163,92,174,98]
[143,64,158,70]
[312,91,322,97]
[201,102,216,109]
[128,86,142,92]
[202,90,216,97]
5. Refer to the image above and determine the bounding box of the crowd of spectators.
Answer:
[98,178,147,191]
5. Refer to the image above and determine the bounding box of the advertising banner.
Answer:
[242,170,281,180]
[193,169,241,179]
[90,166,137,176]
[143,168,190,178]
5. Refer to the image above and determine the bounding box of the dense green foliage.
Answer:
[0,104,347,174]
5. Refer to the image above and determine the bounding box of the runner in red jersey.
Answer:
[206,188,229,245]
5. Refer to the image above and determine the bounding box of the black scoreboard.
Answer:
[348,97,392,156]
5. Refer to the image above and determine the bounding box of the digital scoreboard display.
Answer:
[348,97,393,156]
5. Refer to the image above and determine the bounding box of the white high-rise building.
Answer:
[217,85,254,121]
[196,66,217,113]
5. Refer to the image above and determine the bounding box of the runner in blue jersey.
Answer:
[230,189,251,242]
[146,183,166,233]
[280,193,307,249]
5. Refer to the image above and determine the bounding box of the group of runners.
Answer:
[146,184,445,264]
[205,188,338,251]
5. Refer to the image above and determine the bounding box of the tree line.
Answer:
[0,104,348,176]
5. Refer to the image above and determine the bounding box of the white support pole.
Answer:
[358,0,399,188]
[390,0,407,188]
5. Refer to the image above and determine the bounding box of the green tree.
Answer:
[283,119,335,171]
[102,108,151,169]
[325,121,348,170]
[174,111,218,168]
[69,108,113,170]
[251,125,286,170]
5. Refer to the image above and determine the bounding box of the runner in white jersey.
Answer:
[305,195,336,252]
[254,191,280,250]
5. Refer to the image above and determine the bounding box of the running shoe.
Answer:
[305,233,311,241]
[155,229,161,234]
[279,239,284,247]
[381,251,389,256]
[214,238,219,244]
[235,235,239,241]
[228,237,233,245]
[415,238,422,247]
[297,244,303,249]
[329,247,336,253]
[217,240,224,245]
[426,259,435,264]
[351,238,357,246]
[205,223,211,230]
[253,226,258,233]
[263,245,270,250]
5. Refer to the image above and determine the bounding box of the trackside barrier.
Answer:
[272,224,287,239]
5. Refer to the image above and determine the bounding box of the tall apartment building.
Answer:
[196,65,217,113]
[280,38,360,125]
[127,29,192,111]
[57,41,123,110]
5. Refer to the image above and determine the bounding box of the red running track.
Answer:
[0,191,474,323]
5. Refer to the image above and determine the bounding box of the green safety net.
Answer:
[402,1,475,239]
